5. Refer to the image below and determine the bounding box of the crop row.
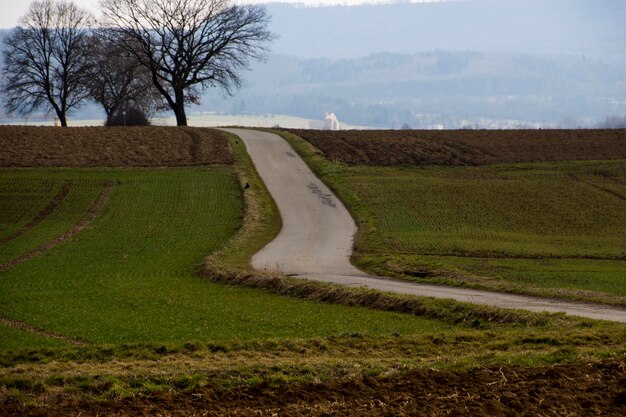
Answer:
[0,176,103,267]
[0,178,59,240]
[344,162,626,260]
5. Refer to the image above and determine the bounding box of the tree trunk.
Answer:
[173,89,187,126]
[174,106,187,126]
[56,109,68,127]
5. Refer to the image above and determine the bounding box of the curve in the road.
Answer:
[223,128,626,323]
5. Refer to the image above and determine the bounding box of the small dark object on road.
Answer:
[244,182,250,190]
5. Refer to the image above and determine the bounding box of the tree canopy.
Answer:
[1,0,93,126]
[100,0,275,126]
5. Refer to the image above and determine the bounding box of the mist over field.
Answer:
[1,0,625,128]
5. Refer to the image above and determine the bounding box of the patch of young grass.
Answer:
[1,167,459,347]
[275,130,626,305]
[0,176,101,265]
[0,178,60,240]
[343,162,625,259]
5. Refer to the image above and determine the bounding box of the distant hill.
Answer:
[198,50,626,128]
[266,0,626,65]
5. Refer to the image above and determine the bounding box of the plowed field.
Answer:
[286,129,626,166]
[0,126,232,167]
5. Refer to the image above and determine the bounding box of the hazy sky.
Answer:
[0,0,451,28]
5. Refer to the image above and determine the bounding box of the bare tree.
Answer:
[84,33,162,125]
[1,0,94,126]
[100,0,275,126]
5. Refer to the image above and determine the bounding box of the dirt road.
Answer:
[223,129,626,323]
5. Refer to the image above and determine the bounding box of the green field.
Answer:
[0,167,458,349]
[279,131,626,305]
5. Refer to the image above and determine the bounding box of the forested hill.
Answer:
[200,50,626,128]
[265,0,626,65]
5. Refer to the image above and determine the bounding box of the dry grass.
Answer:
[2,356,624,416]
[0,126,232,167]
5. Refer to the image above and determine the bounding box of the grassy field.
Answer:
[0,324,68,351]
[0,167,462,348]
[278,130,626,305]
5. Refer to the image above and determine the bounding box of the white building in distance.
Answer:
[309,112,340,130]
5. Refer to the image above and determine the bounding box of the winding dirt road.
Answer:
[223,129,626,323]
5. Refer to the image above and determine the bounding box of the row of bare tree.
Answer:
[1,0,274,126]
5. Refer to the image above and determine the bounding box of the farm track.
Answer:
[229,129,626,323]
[0,180,113,273]
[570,174,626,203]
[0,181,72,245]
[0,317,84,345]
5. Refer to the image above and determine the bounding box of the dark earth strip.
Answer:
[0,126,232,167]
[285,129,626,166]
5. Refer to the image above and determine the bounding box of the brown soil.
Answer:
[0,126,232,167]
[285,129,626,166]
[3,360,624,416]
[0,180,113,273]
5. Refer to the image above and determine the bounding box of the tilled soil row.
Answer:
[4,360,624,416]
[0,126,232,167]
[286,129,626,166]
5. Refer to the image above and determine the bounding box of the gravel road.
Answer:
[223,128,626,323]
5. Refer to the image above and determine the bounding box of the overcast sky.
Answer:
[0,0,97,28]
[0,0,452,28]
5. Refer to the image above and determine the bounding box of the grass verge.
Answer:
[203,131,281,271]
